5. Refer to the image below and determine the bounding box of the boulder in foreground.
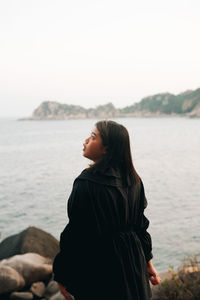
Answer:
[0,227,59,261]
[0,253,52,294]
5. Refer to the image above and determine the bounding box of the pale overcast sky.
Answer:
[1,0,200,117]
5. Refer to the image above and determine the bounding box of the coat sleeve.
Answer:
[136,181,153,263]
[53,179,93,292]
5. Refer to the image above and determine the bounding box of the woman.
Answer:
[53,120,160,300]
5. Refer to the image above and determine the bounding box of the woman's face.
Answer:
[83,127,107,162]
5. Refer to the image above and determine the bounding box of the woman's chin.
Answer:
[83,152,88,158]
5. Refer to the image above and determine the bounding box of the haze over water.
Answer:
[0,117,200,272]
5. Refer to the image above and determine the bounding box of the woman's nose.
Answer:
[85,137,89,144]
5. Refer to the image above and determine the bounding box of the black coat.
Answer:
[53,168,153,300]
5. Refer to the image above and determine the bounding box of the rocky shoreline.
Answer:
[0,227,68,300]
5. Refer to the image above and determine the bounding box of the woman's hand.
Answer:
[147,260,161,285]
[57,282,73,300]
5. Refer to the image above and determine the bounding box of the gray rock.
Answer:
[0,253,52,294]
[0,227,59,261]
[0,265,25,294]
[49,291,66,300]
[0,253,52,285]
[44,280,59,299]
[9,292,33,300]
[30,281,46,297]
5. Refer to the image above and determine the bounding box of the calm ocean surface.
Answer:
[0,117,200,272]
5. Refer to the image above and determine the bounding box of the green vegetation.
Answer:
[154,256,200,300]
[122,88,200,116]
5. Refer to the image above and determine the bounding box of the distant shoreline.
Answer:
[18,112,198,121]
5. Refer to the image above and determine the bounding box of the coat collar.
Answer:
[77,167,131,187]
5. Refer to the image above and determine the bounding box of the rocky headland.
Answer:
[21,88,200,120]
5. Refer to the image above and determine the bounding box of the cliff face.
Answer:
[27,88,200,120]
[32,101,87,120]
[31,102,119,120]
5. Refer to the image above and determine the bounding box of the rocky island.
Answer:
[22,88,200,120]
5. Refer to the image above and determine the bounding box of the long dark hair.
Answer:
[91,120,140,185]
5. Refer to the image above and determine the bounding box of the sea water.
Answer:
[0,117,200,272]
